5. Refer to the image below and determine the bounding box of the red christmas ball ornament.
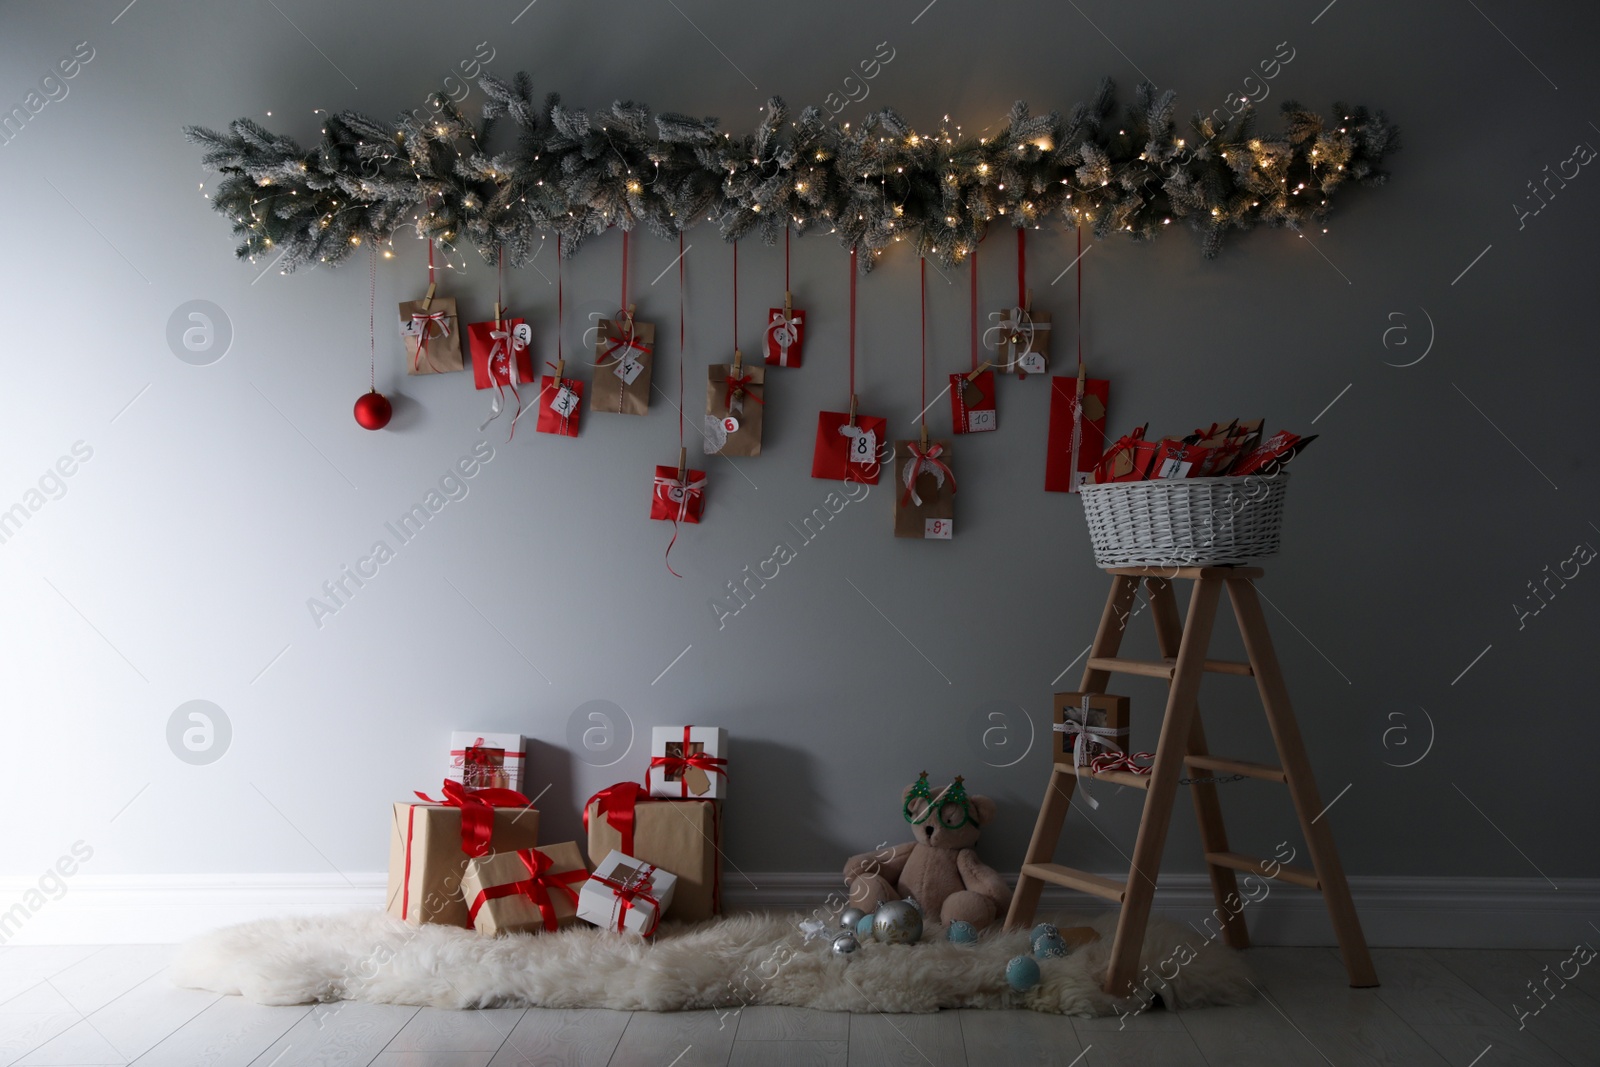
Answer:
[353,390,392,430]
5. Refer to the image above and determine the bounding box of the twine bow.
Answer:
[646,725,728,798]
[595,861,663,937]
[410,311,450,372]
[900,442,955,507]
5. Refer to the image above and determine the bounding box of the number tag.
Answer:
[966,409,996,433]
[1018,352,1047,375]
[615,355,645,384]
[512,323,533,346]
[850,428,877,464]
[722,415,740,433]
[1158,457,1192,479]
[550,386,579,416]
[924,518,952,539]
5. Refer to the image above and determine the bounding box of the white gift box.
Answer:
[577,850,677,936]
[446,732,527,793]
[646,726,729,799]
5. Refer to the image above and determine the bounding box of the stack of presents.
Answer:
[386,727,727,938]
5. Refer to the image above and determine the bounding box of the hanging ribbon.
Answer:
[466,848,586,932]
[595,861,663,937]
[848,246,857,406]
[413,779,533,858]
[970,243,979,372]
[900,442,954,506]
[480,249,528,436]
[918,256,926,435]
[646,725,729,798]
[659,229,693,578]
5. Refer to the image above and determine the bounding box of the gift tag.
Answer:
[924,518,953,539]
[1158,457,1192,479]
[962,381,984,407]
[682,765,712,796]
[513,323,533,346]
[721,415,740,433]
[615,355,645,384]
[1081,393,1106,420]
[966,409,996,433]
[1018,351,1047,375]
[844,427,877,465]
[551,385,579,417]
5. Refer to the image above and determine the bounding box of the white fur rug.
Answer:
[171,910,1254,1017]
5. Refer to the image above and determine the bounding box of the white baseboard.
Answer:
[1,872,1592,949]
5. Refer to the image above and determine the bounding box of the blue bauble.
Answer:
[1029,923,1059,949]
[946,920,978,944]
[1032,931,1069,959]
[856,913,876,941]
[1006,955,1042,992]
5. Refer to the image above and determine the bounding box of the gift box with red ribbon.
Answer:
[651,466,705,524]
[577,850,678,937]
[1094,426,1159,483]
[386,781,539,927]
[764,307,804,367]
[447,732,526,793]
[460,841,589,937]
[647,726,728,800]
[584,782,721,921]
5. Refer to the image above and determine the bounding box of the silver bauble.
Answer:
[839,906,868,931]
[831,932,860,955]
[871,900,924,944]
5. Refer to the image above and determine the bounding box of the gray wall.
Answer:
[2,0,1596,891]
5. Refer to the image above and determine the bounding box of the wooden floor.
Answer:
[1,943,1596,1066]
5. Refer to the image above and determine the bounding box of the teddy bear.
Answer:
[843,773,1012,930]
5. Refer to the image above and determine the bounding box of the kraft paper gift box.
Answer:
[386,789,540,927]
[590,316,655,415]
[1044,374,1110,492]
[585,783,722,921]
[577,850,678,937]
[447,733,527,793]
[811,410,887,484]
[991,306,1051,377]
[893,440,955,540]
[949,370,997,435]
[1053,692,1131,767]
[704,362,764,456]
[647,726,729,800]
[398,296,464,375]
[460,840,589,936]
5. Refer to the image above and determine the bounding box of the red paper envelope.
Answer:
[1150,438,1201,479]
[536,374,584,437]
[949,371,997,435]
[469,318,534,389]
[1095,427,1159,483]
[1045,375,1110,492]
[811,411,887,484]
[1232,431,1316,476]
[651,466,705,524]
[764,308,805,367]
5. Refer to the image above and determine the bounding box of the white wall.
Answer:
[1,0,1597,943]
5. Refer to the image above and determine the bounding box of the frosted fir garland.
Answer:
[185,76,1397,274]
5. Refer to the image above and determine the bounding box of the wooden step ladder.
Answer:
[1006,566,1378,996]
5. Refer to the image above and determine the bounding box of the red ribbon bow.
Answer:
[900,442,956,508]
[722,372,765,411]
[583,782,653,855]
[646,726,728,798]
[595,862,663,937]
[467,848,586,932]
[415,779,532,858]
[410,310,450,372]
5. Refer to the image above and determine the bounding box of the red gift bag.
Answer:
[764,307,805,367]
[536,374,584,437]
[651,466,705,524]
[1045,374,1110,492]
[811,411,887,484]
[469,318,534,389]
[949,370,997,435]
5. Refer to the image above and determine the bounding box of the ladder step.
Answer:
[1066,764,1150,789]
[1204,851,1321,890]
[1086,656,1255,679]
[1020,862,1127,903]
[1184,755,1287,783]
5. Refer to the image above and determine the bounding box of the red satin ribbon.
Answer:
[584,781,652,855]
[722,372,764,409]
[414,779,532,859]
[595,864,662,937]
[467,848,586,932]
[646,726,729,798]
[900,442,956,507]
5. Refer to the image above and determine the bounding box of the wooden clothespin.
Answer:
[1022,287,1032,313]
[784,289,792,318]
[677,446,688,484]
[1076,356,1087,400]
[493,300,502,329]
[965,360,991,383]
[848,393,858,428]
[732,348,743,378]
[920,422,929,448]
[553,358,565,383]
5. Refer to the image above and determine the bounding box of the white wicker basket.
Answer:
[1079,474,1290,568]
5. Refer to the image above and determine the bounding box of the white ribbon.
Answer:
[654,472,706,522]
[983,307,1051,370]
[1052,695,1125,810]
[767,310,801,366]
[478,322,529,434]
